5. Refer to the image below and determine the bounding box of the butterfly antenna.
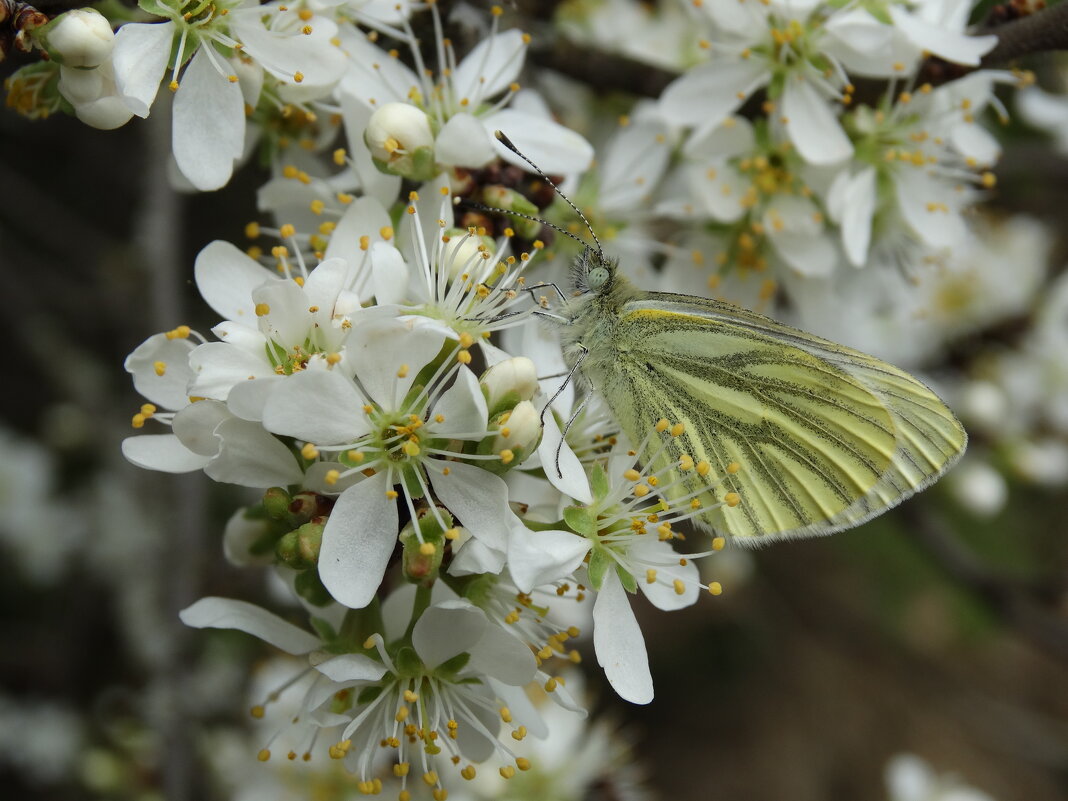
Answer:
[461,199,589,248]
[494,130,605,260]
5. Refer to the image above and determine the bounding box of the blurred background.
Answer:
[2,2,1068,800]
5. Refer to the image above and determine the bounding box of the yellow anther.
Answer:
[257,749,271,762]
[140,403,157,417]
[422,771,438,786]
[500,766,516,779]
[348,450,366,462]
[499,707,512,723]
[402,441,421,457]
[255,302,271,317]
[419,542,436,555]
[544,677,558,692]
[325,352,341,366]
[696,461,711,476]
[623,468,641,481]
[646,568,657,584]
[724,492,741,507]
[727,461,741,474]
[673,578,685,595]
[293,71,304,83]
[633,484,650,498]
[679,455,695,471]
[516,757,531,771]
[655,418,669,432]
[397,364,409,378]
[458,332,475,348]
[393,762,410,777]
[670,422,685,436]
[386,490,399,500]
[279,223,296,238]
[433,790,448,801]
[981,172,996,188]
[380,226,394,241]
[709,581,723,596]
[301,443,319,460]
[325,469,340,486]
[444,528,459,540]
[461,765,477,780]
[457,349,472,364]
[499,449,514,464]
[165,325,191,339]
[712,537,726,551]
[396,706,410,722]
[250,705,265,719]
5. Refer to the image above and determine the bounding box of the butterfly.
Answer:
[492,130,967,543]
[555,247,967,543]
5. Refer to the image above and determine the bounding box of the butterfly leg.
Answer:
[554,393,589,479]
[524,282,568,307]
[540,345,587,428]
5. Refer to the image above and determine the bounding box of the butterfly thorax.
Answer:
[559,263,643,385]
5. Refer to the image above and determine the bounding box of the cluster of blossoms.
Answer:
[8,0,1064,797]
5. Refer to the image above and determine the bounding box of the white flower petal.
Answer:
[314,653,388,683]
[337,30,419,106]
[537,414,593,504]
[436,112,496,167]
[322,194,389,298]
[448,537,506,576]
[487,111,594,176]
[507,527,590,593]
[188,342,272,400]
[659,60,768,129]
[231,10,346,91]
[122,434,211,473]
[204,418,303,487]
[888,6,997,66]
[431,367,488,439]
[452,28,526,103]
[112,21,173,117]
[631,539,700,611]
[226,376,282,421]
[412,601,486,669]
[428,462,516,550]
[895,169,967,249]
[950,121,1000,167]
[194,240,274,321]
[172,46,245,191]
[172,399,230,456]
[593,571,653,704]
[125,333,196,410]
[349,319,444,409]
[370,242,411,306]
[781,78,852,166]
[840,167,877,267]
[469,622,538,686]
[262,369,371,443]
[179,596,319,654]
[319,475,398,608]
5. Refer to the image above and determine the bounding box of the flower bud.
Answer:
[440,228,496,280]
[276,520,324,569]
[263,487,293,521]
[365,102,436,180]
[481,185,541,239]
[486,400,541,471]
[481,357,538,416]
[399,511,453,583]
[42,9,114,69]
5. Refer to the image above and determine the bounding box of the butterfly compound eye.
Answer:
[587,265,611,290]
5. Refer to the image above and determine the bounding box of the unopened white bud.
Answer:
[45,9,115,69]
[1010,439,1068,487]
[440,228,495,279]
[365,102,434,174]
[493,400,541,457]
[482,357,538,410]
[958,380,1007,434]
[949,460,1007,518]
[58,62,133,130]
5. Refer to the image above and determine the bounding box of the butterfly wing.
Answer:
[588,291,966,543]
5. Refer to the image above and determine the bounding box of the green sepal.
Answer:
[435,651,471,680]
[767,72,785,101]
[263,487,293,521]
[356,685,384,705]
[400,510,453,583]
[484,388,522,420]
[309,617,338,643]
[368,145,437,182]
[394,646,423,678]
[276,521,323,569]
[587,546,612,591]
[616,563,638,594]
[480,185,542,239]
[563,505,597,537]
[294,569,333,607]
[588,463,610,502]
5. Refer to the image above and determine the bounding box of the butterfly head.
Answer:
[572,246,618,296]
